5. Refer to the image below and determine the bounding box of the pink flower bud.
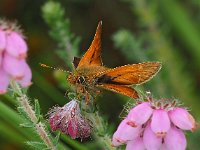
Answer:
[168,108,196,131]
[112,118,141,147]
[0,69,9,94]
[127,102,153,127]
[151,109,170,137]
[143,122,162,150]
[67,118,79,139]
[0,29,6,52]
[6,31,27,59]
[126,137,145,150]
[17,62,32,87]
[164,126,186,150]
[3,53,26,79]
[48,100,91,139]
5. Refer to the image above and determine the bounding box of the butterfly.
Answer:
[67,21,161,102]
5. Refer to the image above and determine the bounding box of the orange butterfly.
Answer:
[68,21,161,102]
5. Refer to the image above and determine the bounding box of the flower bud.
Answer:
[168,107,196,131]
[127,102,153,127]
[151,109,170,137]
[112,118,141,147]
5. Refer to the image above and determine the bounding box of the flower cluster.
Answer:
[112,97,196,150]
[48,99,92,139]
[0,20,32,94]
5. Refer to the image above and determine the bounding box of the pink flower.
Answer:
[164,125,186,150]
[126,137,145,150]
[112,96,196,150]
[143,122,162,150]
[168,108,196,131]
[0,29,6,52]
[0,69,9,94]
[0,20,32,94]
[6,31,27,59]
[48,99,91,139]
[127,102,153,127]
[151,109,170,137]
[112,118,141,147]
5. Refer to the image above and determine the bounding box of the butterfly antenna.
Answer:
[39,63,70,74]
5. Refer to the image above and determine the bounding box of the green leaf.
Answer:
[17,107,30,121]
[53,131,61,146]
[67,92,76,99]
[26,141,47,150]
[20,122,34,128]
[34,99,40,120]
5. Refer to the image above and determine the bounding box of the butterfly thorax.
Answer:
[67,65,109,95]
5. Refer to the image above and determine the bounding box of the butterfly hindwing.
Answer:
[97,84,139,99]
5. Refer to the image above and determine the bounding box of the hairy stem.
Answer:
[87,112,116,150]
[10,80,56,150]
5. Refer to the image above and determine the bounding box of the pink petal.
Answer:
[3,53,26,79]
[0,69,9,94]
[151,109,170,137]
[0,52,2,66]
[0,30,6,52]
[112,118,141,147]
[168,108,196,131]
[160,144,168,150]
[67,119,79,139]
[127,102,153,127]
[143,122,162,150]
[17,62,32,87]
[126,137,145,150]
[164,126,186,150]
[6,31,27,59]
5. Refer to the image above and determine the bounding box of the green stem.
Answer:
[87,112,116,150]
[10,81,56,150]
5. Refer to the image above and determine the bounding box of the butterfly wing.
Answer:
[97,84,139,98]
[96,62,161,85]
[77,21,102,68]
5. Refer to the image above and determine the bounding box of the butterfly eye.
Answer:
[78,76,85,84]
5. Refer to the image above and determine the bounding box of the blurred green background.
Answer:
[0,0,200,149]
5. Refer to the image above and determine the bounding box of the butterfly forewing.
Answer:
[77,21,102,68]
[95,62,161,85]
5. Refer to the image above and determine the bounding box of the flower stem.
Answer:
[87,112,116,150]
[10,80,56,150]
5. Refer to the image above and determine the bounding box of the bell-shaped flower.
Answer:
[127,102,153,127]
[6,31,27,59]
[3,53,26,79]
[126,137,145,150]
[143,122,162,150]
[48,99,91,139]
[112,118,142,147]
[17,62,32,87]
[151,109,170,138]
[164,126,186,150]
[168,107,196,131]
